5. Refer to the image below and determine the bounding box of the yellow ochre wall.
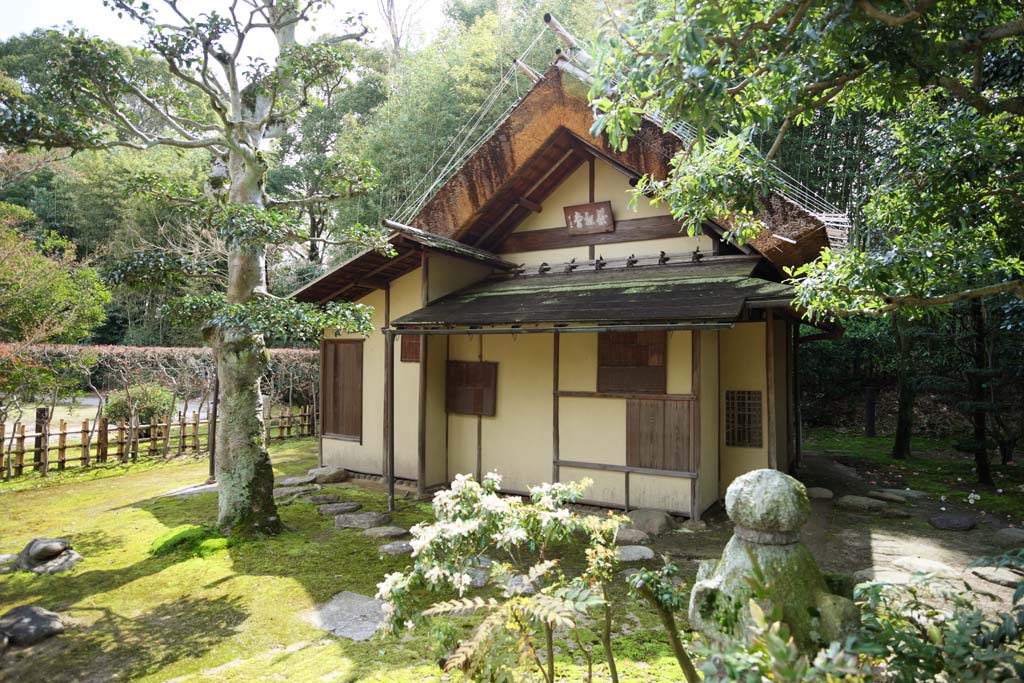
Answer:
[717,323,770,496]
[322,268,424,480]
[502,159,712,267]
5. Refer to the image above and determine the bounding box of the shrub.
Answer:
[105,383,175,424]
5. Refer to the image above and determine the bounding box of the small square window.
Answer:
[725,390,762,448]
[400,335,421,363]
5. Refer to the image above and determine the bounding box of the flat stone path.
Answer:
[306,591,384,641]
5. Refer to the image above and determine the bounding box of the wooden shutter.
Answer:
[401,335,421,363]
[321,340,363,440]
[597,331,666,394]
[626,399,696,472]
[446,361,497,416]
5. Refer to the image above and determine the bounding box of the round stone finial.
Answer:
[725,469,809,543]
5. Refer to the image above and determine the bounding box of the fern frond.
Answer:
[423,596,497,618]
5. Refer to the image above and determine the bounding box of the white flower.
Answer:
[452,572,472,594]
[376,571,405,600]
[483,471,503,490]
[424,565,447,585]
[493,525,528,547]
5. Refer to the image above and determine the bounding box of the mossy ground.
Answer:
[0,438,686,682]
[805,428,1024,523]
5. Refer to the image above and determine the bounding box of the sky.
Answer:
[0,0,447,54]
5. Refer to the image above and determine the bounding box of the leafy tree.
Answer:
[0,1,375,534]
[0,204,109,346]
[589,0,1024,314]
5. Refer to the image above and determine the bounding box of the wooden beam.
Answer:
[516,197,542,213]
[497,214,686,253]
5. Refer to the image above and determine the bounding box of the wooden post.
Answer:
[177,412,186,456]
[15,424,26,476]
[690,331,702,521]
[148,419,158,458]
[34,406,48,472]
[552,331,560,483]
[266,403,274,441]
[208,373,219,481]
[277,404,286,439]
[57,419,67,470]
[117,418,126,463]
[793,322,802,467]
[81,420,90,467]
[191,411,200,452]
[130,416,140,462]
[384,328,396,512]
[765,310,777,471]
[162,414,173,458]
[0,423,5,479]
[98,417,108,463]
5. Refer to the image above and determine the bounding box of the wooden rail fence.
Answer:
[1,404,317,478]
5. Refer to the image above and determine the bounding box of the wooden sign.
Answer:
[564,201,615,235]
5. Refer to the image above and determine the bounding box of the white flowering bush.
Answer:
[377,472,629,682]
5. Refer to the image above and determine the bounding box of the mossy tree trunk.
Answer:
[209,151,282,535]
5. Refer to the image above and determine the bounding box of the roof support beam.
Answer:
[386,322,734,336]
[516,197,542,213]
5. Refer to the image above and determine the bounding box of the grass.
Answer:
[805,427,1024,523]
[0,438,686,682]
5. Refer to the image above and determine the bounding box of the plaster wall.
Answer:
[718,322,770,496]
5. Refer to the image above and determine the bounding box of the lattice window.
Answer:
[725,390,762,448]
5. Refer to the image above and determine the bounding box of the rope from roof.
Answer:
[393,27,550,224]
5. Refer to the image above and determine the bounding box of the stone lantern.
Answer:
[688,469,858,650]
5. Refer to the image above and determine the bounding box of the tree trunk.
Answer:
[892,315,914,460]
[863,380,877,437]
[210,152,282,535]
[970,298,993,485]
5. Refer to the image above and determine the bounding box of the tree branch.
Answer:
[855,0,936,27]
[836,279,1024,316]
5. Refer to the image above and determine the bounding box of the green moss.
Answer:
[150,525,222,557]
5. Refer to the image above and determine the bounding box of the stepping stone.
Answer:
[893,557,958,579]
[835,495,887,513]
[162,482,218,499]
[614,528,650,545]
[616,545,655,562]
[625,509,674,535]
[880,488,928,500]
[994,528,1024,548]
[308,466,349,484]
[0,554,15,575]
[970,566,1023,588]
[362,526,408,539]
[468,567,489,588]
[0,605,64,646]
[681,519,707,531]
[963,572,1003,600]
[335,511,390,529]
[806,487,834,500]
[853,567,913,584]
[306,494,341,505]
[880,507,912,519]
[28,550,83,575]
[273,485,317,499]
[378,541,413,556]
[928,513,977,531]
[307,591,384,641]
[278,474,316,487]
[318,502,361,516]
[867,490,907,504]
